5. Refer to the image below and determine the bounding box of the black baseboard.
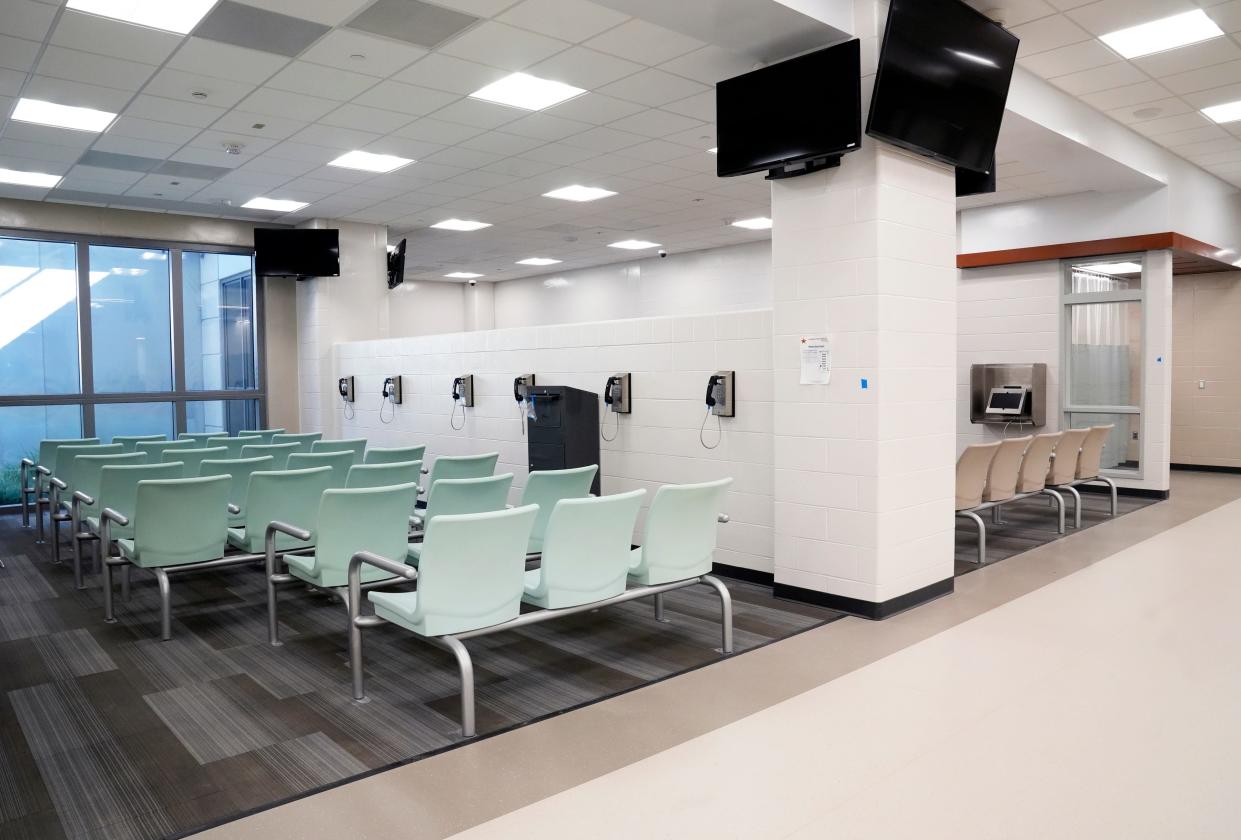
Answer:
[711,562,774,586]
[1077,483,1169,500]
[773,576,954,620]
[1172,463,1241,476]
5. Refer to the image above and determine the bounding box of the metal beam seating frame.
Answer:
[346,478,736,738]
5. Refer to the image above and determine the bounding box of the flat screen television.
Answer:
[867,0,1018,173]
[387,238,407,289]
[254,228,340,278]
[716,39,861,179]
[956,158,996,197]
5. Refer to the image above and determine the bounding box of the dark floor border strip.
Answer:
[773,576,954,621]
[711,562,774,586]
[1078,484,1170,500]
[1172,463,1241,476]
[167,600,844,840]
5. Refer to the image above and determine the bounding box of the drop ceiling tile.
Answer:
[35,45,157,92]
[300,28,427,78]
[195,1,331,58]
[496,0,629,43]
[519,142,599,164]
[235,86,338,121]
[56,175,136,194]
[657,45,752,86]
[573,152,646,175]
[352,80,459,118]
[482,157,560,177]
[0,34,40,73]
[1,0,56,41]
[1010,14,1092,56]
[235,154,318,177]
[121,100,225,138]
[50,10,180,66]
[1184,80,1241,109]
[501,111,592,140]
[584,19,704,66]
[187,129,280,156]
[290,122,383,150]
[558,125,646,152]
[1019,39,1121,78]
[1066,0,1200,36]
[1163,58,1241,94]
[1156,125,1228,146]
[91,134,181,160]
[6,123,96,151]
[318,103,412,135]
[346,0,480,50]
[234,0,373,26]
[393,53,509,94]
[598,68,708,106]
[266,61,377,101]
[1134,36,1241,78]
[1175,136,1241,156]
[166,146,248,169]
[544,91,645,124]
[1190,147,1241,165]
[529,45,643,89]
[216,168,291,188]
[1079,80,1173,110]
[143,68,257,109]
[1209,2,1241,33]
[0,137,81,164]
[607,108,702,139]
[1051,60,1148,95]
[364,135,446,161]
[1132,111,1214,136]
[428,97,524,129]
[168,38,291,85]
[23,74,132,111]
[614,138,691,163]
[661,89,715,122]
[0,183,53,201]
[209,110,308,140]
[438,21,571,71]
[1106,96,1191,124]
[449,169,520,189]
[421,146,502,168]
[457,130,546,155]
[0,67,22,97]
[395,116,488,145]
[109,116,201,146]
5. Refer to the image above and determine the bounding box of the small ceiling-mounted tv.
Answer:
[716,39,861,180]
[387,238,407,289]
[867,0,1018,173]
[254,228,340,279]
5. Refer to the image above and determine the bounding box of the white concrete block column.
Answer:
[1138,249,1173,493]
[769,0,957,616]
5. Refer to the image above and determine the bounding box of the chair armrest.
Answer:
[73,490,95,506]
[20,457,34,467]
[227,503,241,515]
[101,507,129,527]
[266,520,312,542]
[50,477,67,491]
[349,550,418,581]
[718,513,730,524]
[36,465,51,476]
[420,467,429,475]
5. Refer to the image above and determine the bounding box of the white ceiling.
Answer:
[966,0,1241,192]
[0,0,834,283]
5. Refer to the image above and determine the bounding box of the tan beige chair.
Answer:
[1017,433,1067,534]
[1046,428,1091,529]
[1069,424,1118,519]
[955,442,1001,565]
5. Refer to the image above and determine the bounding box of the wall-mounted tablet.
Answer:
[986,386,1028,415]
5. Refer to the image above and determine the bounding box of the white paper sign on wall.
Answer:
[800,336,831,385]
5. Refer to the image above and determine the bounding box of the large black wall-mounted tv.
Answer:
[387,238,407,289]
[866,0,1018,173]
[254,228,340,278]
[716,39,861,180]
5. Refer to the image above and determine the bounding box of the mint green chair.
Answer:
[199,456,274,526]
[523,489,645,609]
[424,452,499,491]
[629,478,733,586]
[407,473,513,564]
[178,432,218,447]
[240,442,300,470]
[287,451,353,487]
[346,460,422,489]
[520,465,599,554]
[226,466,333,553]
[47,444,125,565]
[67,452,146,589]
[104,475,231,639]
[310,437,367,464]
[112,434,165,452]
[272,432,322,452]
[365,445,425,465]
[163,445,228,477]
[137,439,198,459]
[356,504,539,735]
[278,481,420,600]
[239,428,285,444]
[24,437,98,537]
[206,435,262,458]
[86,462,186,543]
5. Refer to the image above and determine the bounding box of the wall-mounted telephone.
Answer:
[700,370,734,450]
[601,373,630,442]
[379,375,402,424]
[338,375,356,420]
[514,374,536,435]
[451,374,473,430]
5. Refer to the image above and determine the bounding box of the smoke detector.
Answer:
[222,142,244,155]
[1133,106,1163,119]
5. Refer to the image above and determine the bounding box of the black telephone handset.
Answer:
[338,378,349,398]
[513,376,524,403]
[705,375,723,408]
[604,375,619,406]
[452,377,462,401]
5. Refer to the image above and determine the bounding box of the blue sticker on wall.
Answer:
[860,378,869,390]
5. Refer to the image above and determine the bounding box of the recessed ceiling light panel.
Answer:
[608,239,661,250]
[1203,100,1241,124]
[543,185,616,202]
[328,150,414,173]
[445,271,484,279]
[470,72,586,111]
[0,168,62,188]
[13,98,117,133]
[242,197,309,213]
[732,217,773,230]
[1081,261,1142,275]
[66,0,218,34]
[431,219,491,231]
[517,257,562,266]
[1099,9,1223,59]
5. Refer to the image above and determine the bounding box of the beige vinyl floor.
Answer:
[195,472,1241,840]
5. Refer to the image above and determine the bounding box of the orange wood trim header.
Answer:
[957,232,1230,269]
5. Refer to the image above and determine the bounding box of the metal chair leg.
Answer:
[154,568,173,641]
[51,515,62,564]
[1044,489,1066,534]
[700,575,734,654]
[440,635,476,738]
[1063,485,1082,529]
[959,510,986,564]
[653,592,668,622]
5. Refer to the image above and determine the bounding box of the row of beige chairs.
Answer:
[955,425,1118,564]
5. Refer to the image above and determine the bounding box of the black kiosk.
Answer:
[526,385,601,495]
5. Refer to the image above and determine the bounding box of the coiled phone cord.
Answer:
[379,393,395,424]
[601,407,619,442]
[699,408,722,450]
[450,399,465,431]
[341,393,355,421]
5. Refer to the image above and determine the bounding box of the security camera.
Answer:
[658,249,668,258]
[468,278,478,286]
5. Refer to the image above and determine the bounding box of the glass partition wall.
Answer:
[0,231,264,505]
[1061,256,1144,475]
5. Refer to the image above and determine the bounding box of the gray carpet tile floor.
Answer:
[954,488,1156,576]
[0,513,840,840]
